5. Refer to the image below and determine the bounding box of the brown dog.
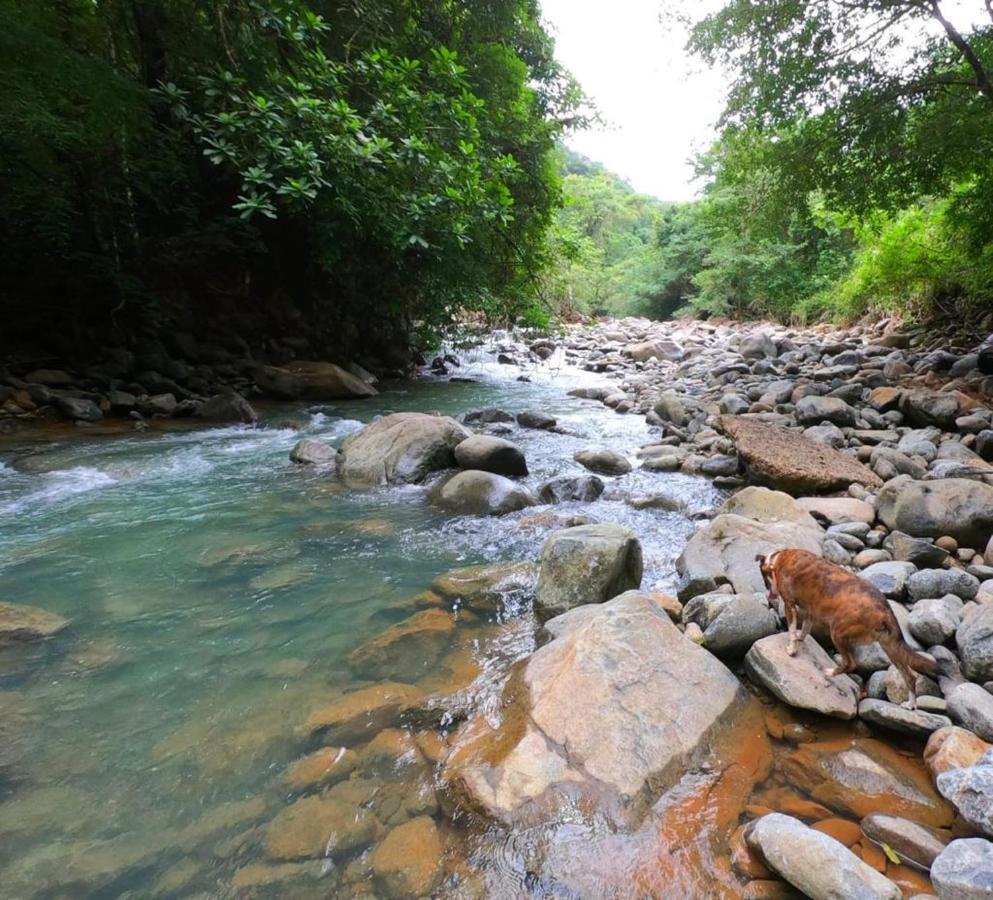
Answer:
[755,549,941,709]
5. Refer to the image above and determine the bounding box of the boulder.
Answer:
[900,389,960,428]
[676,513,822,599]
[53,395,102,422]
[195,392,257,424]
[454,434,527,476]
[281,746,358,792]
[653,391,689,426]
[289,438,336,467]
[745,813,901,900]
[925,726,993,778]
[861,561,917,600]
[797,497,876,526]
[908,595,962,645]
[535,524,642,619]
[718,486,820,529]
[936,750,993,837]
[537,475,604,504]
[745,633,860,718]
[430,470,536,517]
[338,413,469,485]
[681,592,779,657]
[931,838,993,900]
[860,813,948,871]
[947,683,993,742]
[573,448,632,476]
[623,340,684,362]
[717,416,881,494]
[257,361,377,400]
[781,736,954,827]
[516,411,556,430]
[739,332,777,359]
[858,698,951,738]
[0,602,68,644]
[957,604,993,682]
[877,477,993,548]
[463,407,514,424]
[908,569,979,602]
[795,396,857,427]
[441,591,748,823]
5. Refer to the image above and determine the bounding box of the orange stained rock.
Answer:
[811,817,861,847]
[856,840,886,872]
[885,861,934,896]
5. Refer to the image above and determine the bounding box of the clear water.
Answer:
[0,347,726,896]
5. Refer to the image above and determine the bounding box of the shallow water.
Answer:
[0,346,948,898]
[0,347,729,896]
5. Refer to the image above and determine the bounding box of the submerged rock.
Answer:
[430,561,537,613]
[534,524,642,619]
[371,816,446,898]
[348,608,456,681]
[0,601,68,644]
[744,813,901,900]
[430,469,536,516]
[305,682,424,742]
[264,794,380,860]
[281,746,358,792]
[338,412,469,485]
[441,591,749,824]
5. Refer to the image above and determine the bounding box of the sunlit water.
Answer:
[0,347,729,896]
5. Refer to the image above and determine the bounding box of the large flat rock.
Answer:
[441,591,749,825]
[877,476,993,548]
[745,633,859,719]
[717,415,882,494]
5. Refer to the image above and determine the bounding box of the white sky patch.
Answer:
[541,0,727,201]
[541,0,990,202]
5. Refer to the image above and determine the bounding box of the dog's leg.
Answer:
[824,635,855,681]
[789,616,812,658]
[784,600,801,657]
[897,664,918,710]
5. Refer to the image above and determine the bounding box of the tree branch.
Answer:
[930,0,993,109]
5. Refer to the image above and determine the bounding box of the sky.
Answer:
[540,0,728,202]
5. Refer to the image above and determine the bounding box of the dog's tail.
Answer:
[880,625,943,676]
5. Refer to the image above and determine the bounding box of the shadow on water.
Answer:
[0,346,947,897]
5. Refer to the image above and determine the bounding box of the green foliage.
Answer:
[0,0,588,350]
[648,0,993,324]
[543,148,671,317]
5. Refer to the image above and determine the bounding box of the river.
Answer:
[0,344,730,896]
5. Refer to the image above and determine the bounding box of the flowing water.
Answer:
[0,346,947,898]
[0,347,728,897]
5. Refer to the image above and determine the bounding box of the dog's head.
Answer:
[755,552,778,601]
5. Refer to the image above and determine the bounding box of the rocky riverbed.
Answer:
[3,315,993,898]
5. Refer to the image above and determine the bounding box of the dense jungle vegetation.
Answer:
[3,0,993,359]
[0,0,585,360]
[550,1,993,324]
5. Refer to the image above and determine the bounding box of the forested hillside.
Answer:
[548,2,993,327]
[0,0,585,365]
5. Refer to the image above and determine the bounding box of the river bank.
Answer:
[2,317,993,898]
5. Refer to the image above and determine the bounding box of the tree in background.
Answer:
[653,0,993,322]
